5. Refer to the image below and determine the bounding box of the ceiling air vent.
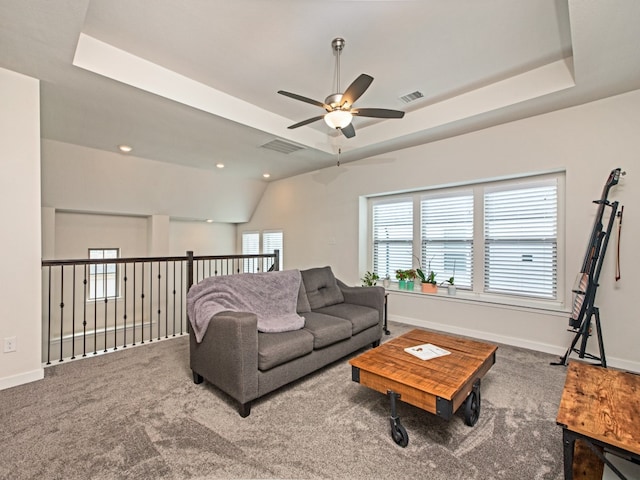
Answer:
[260,139,305,154]
[400,91,424,104]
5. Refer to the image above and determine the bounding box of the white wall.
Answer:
[41,139,267,223]
[45,212,237,260]
[242,89,640,371]
[40,138,245,264]
[169,221,236,256]
[0,67,43,389]
[53,212,149,259]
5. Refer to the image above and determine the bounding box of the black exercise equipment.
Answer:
[552,168,625,367]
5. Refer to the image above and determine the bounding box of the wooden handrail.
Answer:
[42,252,277,267]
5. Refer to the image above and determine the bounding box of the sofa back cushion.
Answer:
[296,279,311,313]
[301,266,344,310]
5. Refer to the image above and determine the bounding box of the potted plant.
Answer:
[405,269,417,291]
[440,261,456,295]
[395,269,407,289]
[361,271,379,287]
[382,275,391,288]
[416,267,437,294]
[443,276,455,295]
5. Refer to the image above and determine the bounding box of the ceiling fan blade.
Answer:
[340,123,356,138]
[278,90,329,109]
[287,115,326,129]
[340,74,373,108]
[352,108,405,119]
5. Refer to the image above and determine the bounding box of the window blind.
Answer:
[242,232,260,273]
[484,181,557,298]
[263,231,283,271]
[421,193,473,288]
[372,199,413,279]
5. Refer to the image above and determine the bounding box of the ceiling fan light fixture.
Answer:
[278,37,404,138]
[324,109,353,129]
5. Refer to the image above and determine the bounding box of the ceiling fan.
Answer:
[278,38,405,139]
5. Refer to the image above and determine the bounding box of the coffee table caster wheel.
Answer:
[390,418,408,447]
[464,380,481,427]
[387,390,408,447]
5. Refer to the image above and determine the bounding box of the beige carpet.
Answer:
[0,322,568,479]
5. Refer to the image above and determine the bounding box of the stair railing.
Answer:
[42,250,279,365]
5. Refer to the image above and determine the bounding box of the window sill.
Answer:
[384,285,567,317]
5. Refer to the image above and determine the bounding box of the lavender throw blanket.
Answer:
[187,269,305,343]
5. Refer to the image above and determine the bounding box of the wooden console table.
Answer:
[556,361,640,479]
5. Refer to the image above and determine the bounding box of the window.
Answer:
[484,181,557,299]
[242,230,283,272]
[369,173,561,302]
[421,192,473,289]
[242,232,260,273]
[263,231,284,271]
[88,248,119,300]
[372,199,413,279]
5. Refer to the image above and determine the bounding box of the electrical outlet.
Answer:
[4,336,16,353]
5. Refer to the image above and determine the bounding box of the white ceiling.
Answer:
[1,0,640,182]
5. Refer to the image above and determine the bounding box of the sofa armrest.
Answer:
[336,279,385,322]
[189,311,259,404]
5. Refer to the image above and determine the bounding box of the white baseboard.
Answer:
[390,315,640,373]
[0,367,44,391]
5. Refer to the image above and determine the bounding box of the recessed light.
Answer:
[216,163,225,169]
[263,173,271,178]
[206,219,213,223]
[118,144,133,153]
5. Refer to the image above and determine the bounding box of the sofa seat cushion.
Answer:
[301,266,345,310]
[258,329,314,371]
[302,312,353,349]
[314,303,379,335]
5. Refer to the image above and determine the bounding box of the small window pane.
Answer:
[88,248,119,300]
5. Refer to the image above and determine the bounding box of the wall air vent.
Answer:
[260,139,305,154]
[400,91,424,104]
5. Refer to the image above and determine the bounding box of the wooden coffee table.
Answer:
[349,328,497,447]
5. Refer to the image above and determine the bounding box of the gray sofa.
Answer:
[189,266,385,417]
